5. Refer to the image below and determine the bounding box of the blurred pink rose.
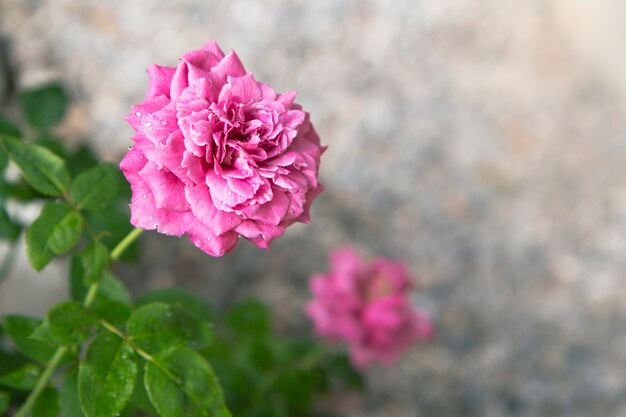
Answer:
[120,41,324,256]
[307,248,433,368]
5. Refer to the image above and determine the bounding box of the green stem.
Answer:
[111,228,143,262]
[13,347,67,417]
[12,227,144,416]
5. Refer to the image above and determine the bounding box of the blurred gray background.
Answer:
[2,1,626,416]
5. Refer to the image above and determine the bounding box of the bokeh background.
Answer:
[2,1,626,416]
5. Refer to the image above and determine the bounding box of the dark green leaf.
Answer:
[70,164,120,211]
[274,370,313,414]
[0,363,41,390]
[128,358,158,415]
[69,254,88,302]
[227,300,270,337]
[0,207,20,240]
[81,241,109,284]
[19,83,68,129]
[33,386,60,417]
[0,391,9,415]
[78,332,137,417]
[144,346,227,417]
[3,315,55,364]
[67,144,98,178]
[60,369,85,417]
[136,288,214,321]
[128,303,213,354]
[26,202,81,271]
[327,353,364,390]
[0,116,20,137]
[0,135,70,196]
[36,136,68,159]
[48,301,97,345]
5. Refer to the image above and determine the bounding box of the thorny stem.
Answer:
[12,227,143,417]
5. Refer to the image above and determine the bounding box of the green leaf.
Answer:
[70,164,120,211]
[3,315,55,364]
[0,116,21,137]
[26,202,81,271]
[144,346,228,417]
[48,301,97,345]
[67,144,98,178]
[19,83,68,129]
[0,391,9,415]
[90,273,132,324]
[33,387,60,417]
[81,241,110,284]
[60,369,85,417]
[136,288,214,321]
[30,318,58,347]
[78,332,137,417]
[0,207,21,240]
[0,135,70,196]
[128,303,213,354]
[36,136,68,159]
[69,254,88,301]
[128,359,158,415]
[227,300,270,337]
[0,363,41,390]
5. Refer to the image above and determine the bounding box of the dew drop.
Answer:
[161,120,167,126]
[149,215,154,220]
[135,111,142,117]
[144,121,152,128]
[227,191,232,196]
[142,194,147,199]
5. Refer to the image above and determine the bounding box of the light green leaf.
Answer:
[81,241,110,284]
[144,346,227,417]
[19,83,68,129]
[30,318,58,347]
[70,164,120,211]
[33,387,60,417]
[48,301,97,345]
[60,369,85,417]
[26,202,81,271]
[3,315,55,364]
[0,135,70,196]
[128,303,213,355]
[78,332,137,417]
[0,363,42,390]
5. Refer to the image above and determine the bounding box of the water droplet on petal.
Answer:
[161,120,167,126]
[135,111,142,117]
[144,121,152,127]
[142,194,147,199]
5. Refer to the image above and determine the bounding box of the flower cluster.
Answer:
[307,248,433,368]
[121,41,324,256]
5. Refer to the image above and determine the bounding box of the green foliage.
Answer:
[33,387,60,417]
[3,315,55,364]
[70,164,120,211]
[127,303,213,354]
[19,83,68,129]
[26,201,82,271]
[0,363,42,390]
[79,332,137,417]
[0,207,21,240]
[81,241,110,284]
[0,391,9,415]
[48,301,97,345]
[136,288,214,321]
[60,370,85,417]
[144,346,227,417]
[0,135,70,196]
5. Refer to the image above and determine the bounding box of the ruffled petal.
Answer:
[185,185,242,236]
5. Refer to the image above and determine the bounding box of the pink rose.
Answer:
[307,248,433,368]
[120,41,325,256]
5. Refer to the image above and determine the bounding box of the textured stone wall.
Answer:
[2,1,626,415]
